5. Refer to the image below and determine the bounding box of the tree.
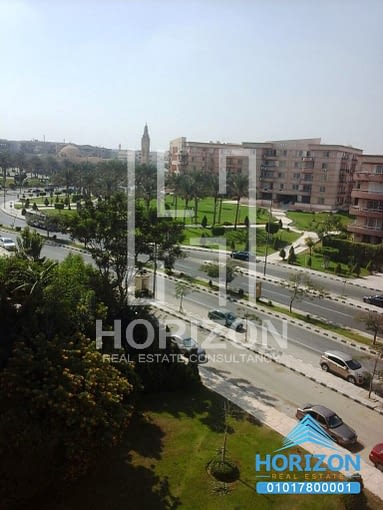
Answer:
[315,213,343,241]
[287,246,297,264]
[16,226,45,262]
[175,280,194,313]
[228,173,249,230]
[283,272,327,313]
[279,248,286,260]
[356,311,383,345]
[265,222,280,235]
[304,236,315,257]
[200,260,237,292]
[201,215,208,229]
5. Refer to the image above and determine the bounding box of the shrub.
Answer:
[54,203,64,210]
[209,459,240,483]
[212,226,225,236]
[279,248,286,260]
[307,256,312,267]
[335,263,342,275]
[201,215,208,229]
[21,208,26,216]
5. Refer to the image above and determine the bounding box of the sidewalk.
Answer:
[200,367,383,501]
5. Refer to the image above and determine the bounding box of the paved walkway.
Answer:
[200,367,383,501]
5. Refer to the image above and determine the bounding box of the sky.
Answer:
[0,0,382,153]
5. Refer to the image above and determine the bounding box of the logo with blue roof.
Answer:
[275,414,341,452]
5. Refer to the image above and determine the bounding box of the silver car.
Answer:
[0,237,16,251]
[320,350,366,385]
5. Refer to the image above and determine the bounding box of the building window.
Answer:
[279,184,284,190]
[376,165,383,174]
[294,162,300,168]
[324,151,330,158]
[282,150,288,156]
[322,163,327,170]
[293,173,300,180]
[318,197,325,205]
[292,184,299,190]
[278,173,282,178]
[320,186,326,193]
[302,184,312,193]
[279,160,286,168]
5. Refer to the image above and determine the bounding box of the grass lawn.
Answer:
[294,251,369,278]
[164,196,274,226]
[35,387,378,510]
[182,226,300,256]
[286,211,353,231]
[43,208,77,218]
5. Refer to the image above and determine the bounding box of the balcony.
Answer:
[354,172,383,182]
[262,151,278,159]
[302,157,314,162]
[351,190,383,200]
[349,206,383,218]
[347,223,383,237]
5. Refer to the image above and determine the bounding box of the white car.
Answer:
[0,237,16,251]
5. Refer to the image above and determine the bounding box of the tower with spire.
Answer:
[141,123,150,165]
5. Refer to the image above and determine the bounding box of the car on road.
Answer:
[230,251,254,261]
[320,350,367,385]
[0,237,16,251]
[167,334,208,364]
[363,295,383,308]
[207,309,244,331]
[296,404,357,447]
[369,443,383,470]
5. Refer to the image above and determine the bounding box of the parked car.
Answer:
[230,251,254,261]
[167,334,208,364]
[0,237,16,251]
[320,350,367,385]
[369,443,383,470]
[296,404,357,447]
[363,295,383,308]
[207,309,244,331]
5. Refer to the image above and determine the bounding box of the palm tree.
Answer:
[178,174,195,224]
[175,280,194,312]
[228,173,249,230]
[16,227,45,262]
[304,236,315,257]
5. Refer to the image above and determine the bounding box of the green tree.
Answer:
[304,236,315,257]
[200,260,237,292]
[201,215,208,228]
[228,173,249,230]
[16,226,45,262]
[279,248,286,260]
[357,311,383,345]
[287,246,297,264]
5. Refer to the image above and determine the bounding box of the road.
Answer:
[175,249,379,334]
[154,305,383,466]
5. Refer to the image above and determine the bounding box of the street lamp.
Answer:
[263,197,273,276]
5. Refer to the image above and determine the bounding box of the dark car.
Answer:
[230,251,254,261]
[369,443,383,470]
[363,295,383,308]
[208,309,244,331]
[167,334,208,364]
[296,404,357,447]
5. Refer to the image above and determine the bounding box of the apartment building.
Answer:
[243,139,362,212]
[170,136,363,212]
[348,155,383,243]
[169,137,248,176]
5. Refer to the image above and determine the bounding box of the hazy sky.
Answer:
[1,0,382,153]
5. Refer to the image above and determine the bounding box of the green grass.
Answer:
[294,251,369,278]
[43,208,77,218]
[33,387,376,510]
[286,211,353,231]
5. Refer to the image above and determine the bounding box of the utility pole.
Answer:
[263,198,273,276]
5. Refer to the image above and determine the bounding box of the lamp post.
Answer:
[263,198,273,276]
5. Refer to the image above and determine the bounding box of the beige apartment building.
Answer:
[169,137,248,176]
[169,136,363,212]
[348,155,383,243]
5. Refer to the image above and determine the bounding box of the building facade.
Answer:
[348,155,383,243]
[169,137,248,176]
[170,136,363,212]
